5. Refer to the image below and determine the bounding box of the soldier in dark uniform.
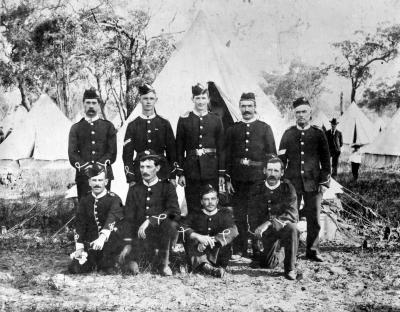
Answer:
[180,184,238,277]
[0,126,5,144]
[119,153,181,276]
[325,118,343,178]
[225,92,276,258]
[68,88,117,200]
[68,164,124,274]
[278,97,331,262]
[248,158,298,280]
[123,84,177,186]
[176,83,225,212]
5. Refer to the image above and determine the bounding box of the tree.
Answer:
[332,25,400,103]
[261,59,329,114]
[359,79,400,114]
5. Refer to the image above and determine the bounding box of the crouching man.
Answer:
[119,152,180,276]
[249,158,299,280]
[181,184,238,278]
[69,164,124,274]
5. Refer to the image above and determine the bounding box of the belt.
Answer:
[188,148,217,157]
[237,158,264,167]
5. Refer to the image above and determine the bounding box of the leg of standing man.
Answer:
[303,191,323,261]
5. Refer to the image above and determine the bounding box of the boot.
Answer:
[201,263,225,278]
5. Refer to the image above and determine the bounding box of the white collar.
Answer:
[92,189,107,199]
[296,123,311,130]
[85,115,99,123]
[193,109,208,117]
[241,116,258,124]
[140,113,156,119]
[265,180,281,190]
[201,208,218,216]
[143,178,160,187]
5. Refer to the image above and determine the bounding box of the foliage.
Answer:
[261,59,329,115]
[332,25,400,102]
[358,79,400,114]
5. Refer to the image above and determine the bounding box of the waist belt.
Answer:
[188,148,217,157]
[237,158,264,167]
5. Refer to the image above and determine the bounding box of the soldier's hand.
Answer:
[219,177,225,191]
[129,181,136,187]
[318,185,328,194]
[138,219,150,239]
[118,244,132,264]
[169,179,177,187]
[197,243,206,252]
[193,233,215,248]
[75,248,84,258]
[178,176,186,187]
[255,221,271,239]
[90,233,107,250]
[226,181,235,194]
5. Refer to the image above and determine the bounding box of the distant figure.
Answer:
[325,118,343,178]
[5,127,12,139]
[0,126,4,143]
[349,144,362,181]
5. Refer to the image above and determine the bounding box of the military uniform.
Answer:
[123,114,177,183]
[176,111,225,212]
[181,207,238,271]
[325,128,343,177]
[69,190,124,273]
[225,118,276,255]
[248,179,298,272]
[278,124,330,257]
[68,117,117,199]
[123,179,181,267]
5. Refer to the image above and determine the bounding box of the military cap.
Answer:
[240,92,256,101]
[200,183,218,198]
[83,87,100,101]
[138,83,155,96]
[139,149,163,165]
[192,83,208,96]
[293,97,310,108]
[85,163,107,178]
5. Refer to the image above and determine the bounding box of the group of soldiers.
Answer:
[68,84,332,280]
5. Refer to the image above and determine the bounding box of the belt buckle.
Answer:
[196,148,205,156]
[144,150,151,155]
[241,158,250,166]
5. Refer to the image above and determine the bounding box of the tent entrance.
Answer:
[207,81,235,130]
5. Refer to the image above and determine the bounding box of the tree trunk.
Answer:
[17,77,31,111]
[351,84,356,103]
[125,69,135,117]
[96,74,107,120]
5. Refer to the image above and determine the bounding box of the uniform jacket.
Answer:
[176,111,225,180]
[225,119,276,182]
[68,118,117,180]
[122,114,177,183]
[278,125,331,193]
[325,129,343,155]
[75,191,124,248]
[181,207,238,247]
[123,179,181,240]
[248,179,298,231]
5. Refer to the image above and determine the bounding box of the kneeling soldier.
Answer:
[69,164,124,274]
[119,152,181,276]
[249,158,299,280]
[181,184,238,277]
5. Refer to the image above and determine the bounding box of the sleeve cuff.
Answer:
[100,229,111,241]
[76,242,84,250]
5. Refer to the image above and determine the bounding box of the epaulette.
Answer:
[287,125,297,131]
[219,206,234,215]
[108,191,115,196]
[180,111,191,118]
[311,125,323,131]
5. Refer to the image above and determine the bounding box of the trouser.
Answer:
[231,180,256,255]
[76,176,111,201]
[185,178,218,213]
[260,222,298,272]
[68,231,123,274]
[331,152,340,177]
[297,191,322,256]
[128,219,178,267]
[184,239,232,271]
[351,162,360,180]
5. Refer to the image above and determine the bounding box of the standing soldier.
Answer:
[176,83,225,212]
[123,84,177,186]
[69,88,117,200]
[278,97,331,262]
[225,92,276,259]
[325,118,343,178]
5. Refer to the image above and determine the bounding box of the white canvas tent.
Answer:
[337,102,375,146]
[0,105,28,134]
[312,111,331,130]
[363,108,400,168]
[0,94,72,169]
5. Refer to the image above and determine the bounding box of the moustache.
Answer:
[243,112,251,115]
[267,176,277,181]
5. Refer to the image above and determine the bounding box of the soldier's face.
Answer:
[239,100,256,120]
[89,172,108,195]
[265,162,283,186]
[201,191,219,212]
[192,93,209,112]
[140,92,157,113]
[331,124,337,130]
[140,159,160,183]
[295,105,312,126]
[83,99,100,118]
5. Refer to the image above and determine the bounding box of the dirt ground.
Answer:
[1,233,400,312]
